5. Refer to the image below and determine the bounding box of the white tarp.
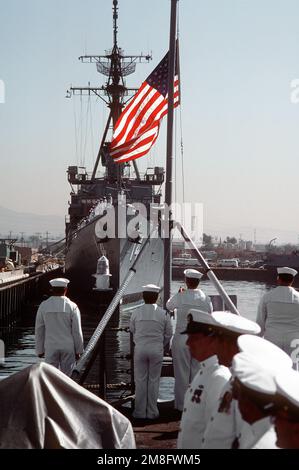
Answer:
[0,362,136,449]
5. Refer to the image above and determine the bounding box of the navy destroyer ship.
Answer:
[65,0,164,299]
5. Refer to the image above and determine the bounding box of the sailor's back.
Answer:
[38,296,80,349]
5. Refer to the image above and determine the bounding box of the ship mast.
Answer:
[163,0,178,306]
[68,0,151,182]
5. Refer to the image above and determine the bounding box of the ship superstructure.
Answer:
[65,1,165,297]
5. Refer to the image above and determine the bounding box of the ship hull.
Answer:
[65,215,164,301]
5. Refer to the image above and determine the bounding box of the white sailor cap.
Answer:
[181,309,216,334]
[49,278,70,288]
[183,269,203,279]
[275,369,299,409]
[211,311,261,336]
[142,284,160,293]
[232,352,277,395]
[187,309,216,326]
[277,267,298,277]
[238,335,293,369]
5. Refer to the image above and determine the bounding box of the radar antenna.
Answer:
[67,0,152,181]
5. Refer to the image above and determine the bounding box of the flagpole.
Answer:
[163,0,178,307]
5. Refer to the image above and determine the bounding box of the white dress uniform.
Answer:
[275,368,299,448]
[35,295,84,376]
[177,354,230,449]
[257,285,299,355]
[256,267,299,354]
[201,313,262,449]
[202,380,253,449]
[130,303,172,419]
[257,285,299,334]
[231,348,292,449]
[240,417,278,449]
[166,288,212,410]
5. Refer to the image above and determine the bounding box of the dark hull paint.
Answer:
[65,215,164,300]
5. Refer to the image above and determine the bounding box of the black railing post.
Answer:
[98,331,106,399]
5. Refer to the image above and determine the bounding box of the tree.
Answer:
[226,236,237,245]
[203,233,214,249]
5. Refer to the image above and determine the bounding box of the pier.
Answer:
[172,266,278,285]
[0,268,63,343]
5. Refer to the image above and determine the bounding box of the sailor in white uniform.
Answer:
[166,269,213,411]
[201,312,261,449]
[232,342,293,449]
[35,278,84,376]
[177,309,231,449]
[256,267,299,356]
[130,284,172,419]
[273,368,299,448]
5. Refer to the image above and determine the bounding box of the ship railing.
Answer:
[176,221,240,316]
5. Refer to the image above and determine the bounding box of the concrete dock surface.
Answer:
[119,403,181,449]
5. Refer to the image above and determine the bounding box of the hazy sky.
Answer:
[1,0,299,243]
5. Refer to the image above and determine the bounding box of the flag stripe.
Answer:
[110,49,180,163]
[111,122,160,159]
[112,125,160,161]
[132,95,167,138]
[110,113,160,155]
[115,88,159,147]
[122,90,163,144]
[112,92,165,153]
[113,131,160,163]
[112,87,154,146]
[112,82,151,140]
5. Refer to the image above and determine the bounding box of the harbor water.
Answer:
[0,280,272,399]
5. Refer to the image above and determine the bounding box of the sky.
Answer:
[0,0,299,243]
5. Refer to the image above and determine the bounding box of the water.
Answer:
[193,280,270,322]
[0,281,271,397]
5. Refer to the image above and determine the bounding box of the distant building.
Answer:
[254,244,266,253]
[0,240,23,268]
[15,246,33,264]
[245,241,253,251]
[238,240,246,250]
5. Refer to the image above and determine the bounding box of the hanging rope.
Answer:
[73,97,79,166]
[90,97,96,167]
[179,104,185,205]
[79,95,84,166]
[82,95,91,167]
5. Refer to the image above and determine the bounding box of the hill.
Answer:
[0,206,64,237]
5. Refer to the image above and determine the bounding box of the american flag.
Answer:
[110,48,180,164]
